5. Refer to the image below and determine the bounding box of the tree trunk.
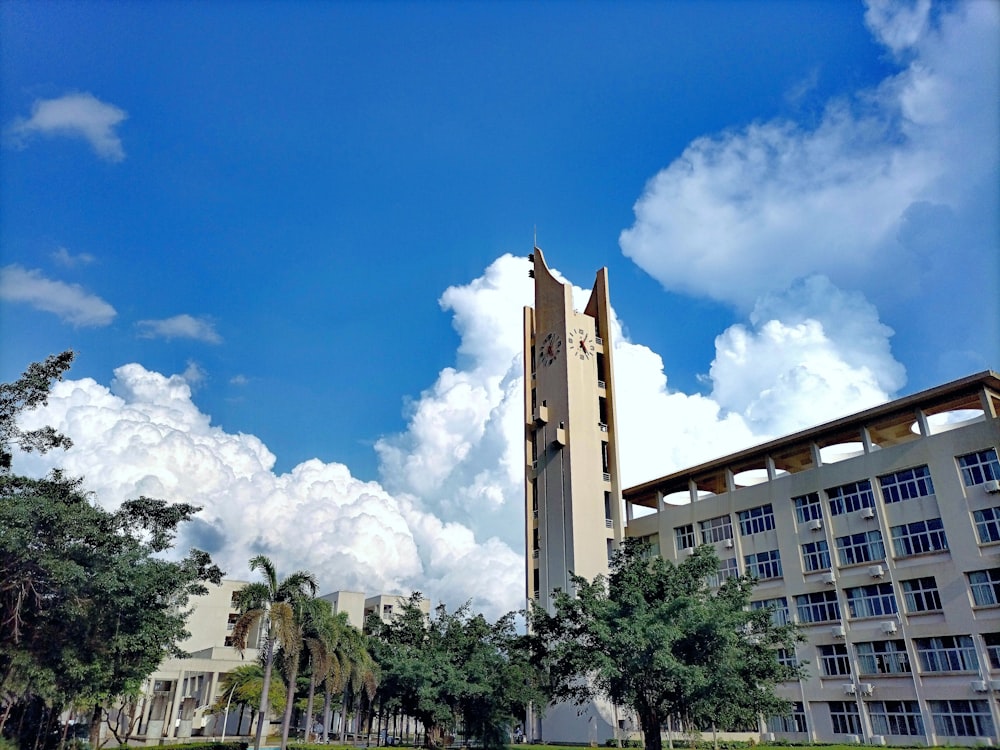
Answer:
[279,656,301,750]
[305,667,317,743]
[255,635,275,750]
[89,703,102,749]
[637,706,662,750]
[323,681,333,742]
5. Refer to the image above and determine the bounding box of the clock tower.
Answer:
[523,247,626,742]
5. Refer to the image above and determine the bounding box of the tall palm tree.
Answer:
[335,624,378,738]
[300,601,342,743]
[231,555,317,750]
[276,596,327,750]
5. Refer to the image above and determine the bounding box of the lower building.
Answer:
[623,371,1000,745]
[129,585,421,744]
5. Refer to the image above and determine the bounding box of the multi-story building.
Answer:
[524,248,1000,745]
[623,371,1000,745]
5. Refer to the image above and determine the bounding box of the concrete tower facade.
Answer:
[523,247,627,743]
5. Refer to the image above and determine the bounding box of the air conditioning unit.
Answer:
[724,538,734,549]
[846,735,860,745]
[762,734,775,743]
[985,479,1000,493]
[683,547,696,556]
[972,680,988,692]
[861,683,875,696]
[842,683,856,695]
[861,507,876,519]
[990,679,1000,692]
[880,621,897,634]
[822,571,837,585]
[870,736,886,746]
[868,564,885,578]
[832,624,846,638]
[808,518,823,531]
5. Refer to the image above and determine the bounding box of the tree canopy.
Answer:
[0,352,224,748]
[368,595,543,750]
[529,540,802,750]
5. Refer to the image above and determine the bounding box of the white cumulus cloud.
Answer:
[137,314,223,344]
[6,92,128,162]
[12,254,909,618]
[619,0,998,315]
[0,264,116,326]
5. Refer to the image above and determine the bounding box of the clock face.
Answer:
[567,326,593,360]
[539,332,562,366]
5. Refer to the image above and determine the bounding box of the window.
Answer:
[699,515,733,544]
[793,492,822,523]
[707,557,738,587]
[828,701,862,735]
[745,549,782,580]
[226,613,239,631]
[984,633,1000,669]
[835,530,885,566]
[751,597,790,626]
[230,591,241,608]
[973,506,1000,543]
[878,465,934,503]
[827,479,875,516]
[914,635,978,672]
[957,448,1000,486]
[802,540,831,571]
[604,491,612,526]
[738,504,775,536]
[929,699,995,738]
[845,583,897,619]
[890,518,948,557]
[856,640,911,675]
[767,702,806,733]
[819,643,851,676]
[775,647,798,668]
[968,568,1000,607]
[867,701,924,737]
[675,524,696,551]
[382,604,393,616]
[901,576,942,613]
[795,591,841,623]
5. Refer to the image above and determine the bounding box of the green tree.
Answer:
[0,350,74,473]
[0,352,225,748]
[529,541,802,750]
[370,595,542,750]
[212,664,287,737]
[231,555,317,750]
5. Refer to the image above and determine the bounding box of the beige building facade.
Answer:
[623,372,1000,745]
[133,584,422,744]
[523,249,1000,745]
[522,247,627,743]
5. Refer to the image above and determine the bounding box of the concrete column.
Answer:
[164,670,185,738]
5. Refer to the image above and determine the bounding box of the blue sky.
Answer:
[2,0,997,616]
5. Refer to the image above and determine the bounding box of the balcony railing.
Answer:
[598,422,608,432]
[603,472,611,482]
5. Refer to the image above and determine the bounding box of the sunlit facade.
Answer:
[624,371,1000,745]
[523,251,1000,746]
